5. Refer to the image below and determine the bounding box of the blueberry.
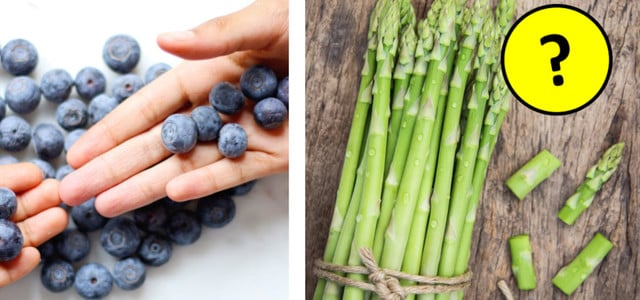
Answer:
[38,238,58,262]
[71,198,108,232]
[0,155,18,165]
[161,196,189,210]
[103,34,141,74]
[40,69,74,103]
[0,219,22,261]
[75,67,106,100]
[56,98,88,131]
[64,128,86,152]
[111,74,144,102]
[41,259,75,292]
[32,123,64,161]
[112,257,146,290]
[138,234,172,266]
[88,94,118,126]
[196,193,236,228]
[100,216,141,258]
[217,123,248,158]
[133,202,168,234]
[161,114,198,154]
[190,106,222,142]
[240,65,278,101]
[253,97,287,129]
[5,76,41,114]
[277,76,289,107]
[55,229,90,262]
[0,115,31,152]
[209,82,245,115]
[74,263,113,299]
[166,210,201,246]
[0,97,5,121]
[30,159,55,179]
[1,39,38,76]
[55,164,74,181]
[0,187,17,219]
[224,180,258,196]
[144,62,171,84]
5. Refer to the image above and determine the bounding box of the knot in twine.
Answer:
[314,248,473,300]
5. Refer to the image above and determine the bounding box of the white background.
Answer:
[0,0,290,299]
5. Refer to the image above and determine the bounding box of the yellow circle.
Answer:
[502,5,611,114]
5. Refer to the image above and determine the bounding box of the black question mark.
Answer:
[540,34,570,86]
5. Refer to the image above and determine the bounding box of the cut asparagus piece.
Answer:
[509,234,537,290]
[505,149,562,200]
[552,233,613,295]
[558,142,624,225]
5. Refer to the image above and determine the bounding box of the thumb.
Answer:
[157,0,288,60]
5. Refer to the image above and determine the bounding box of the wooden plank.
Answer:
[305,0,639,299]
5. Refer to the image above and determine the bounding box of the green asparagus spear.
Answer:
[313,1,387,299]
[552,233,613,295]
[505,149,562,201]
[509,234,537,290]
[385,0,416,173]
[378,1,456,274]
[558,142,624,225]
[419,5,482,300]
[436,10,496,294]
[374,18,431,263]
[342,4,401,299]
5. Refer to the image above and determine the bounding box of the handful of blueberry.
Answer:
[0,34,263,298]
[160,64,289,158]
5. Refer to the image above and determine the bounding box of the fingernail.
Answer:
[159,30,195,41]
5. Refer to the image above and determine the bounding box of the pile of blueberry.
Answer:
[0,35,260,298]
[160,64,289,157]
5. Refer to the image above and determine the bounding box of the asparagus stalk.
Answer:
[505,149,562,201]
[400,45,455,300]
[418,6,482,300]
[342,4,401,299]
[509,234,537,290]
[322,139,369,300]
[558,142,624,225]
[378,1,456,273]
[373,19,432,262]
[313,1,387,299]
[452,71,511,300]
[435,10,496,291]
[386,19,417,174]
[552,233,613,295]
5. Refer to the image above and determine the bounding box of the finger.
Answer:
[60,125,169,206]
[12,179,60,222]
[0,163,42,193]
[17,207,68,248]
[157,0,288,60]
[0,247,40,288]
[93,142,223,217]
[66,57,245,169]
[167,150,284,201]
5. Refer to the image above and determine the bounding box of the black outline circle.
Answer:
[501,4,612,116]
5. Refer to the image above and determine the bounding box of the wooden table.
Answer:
[306,0,639,299]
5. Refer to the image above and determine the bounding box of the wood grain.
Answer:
[305,0,640,299]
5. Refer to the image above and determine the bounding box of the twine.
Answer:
[497,280,515,300]
[313,248,473,300]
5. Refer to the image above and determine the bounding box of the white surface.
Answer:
[0,1,289,299]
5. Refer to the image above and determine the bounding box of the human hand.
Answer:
[0,163,67,287]
[59,0,289,217]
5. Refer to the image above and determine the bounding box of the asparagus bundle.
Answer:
[314,0,516,299]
